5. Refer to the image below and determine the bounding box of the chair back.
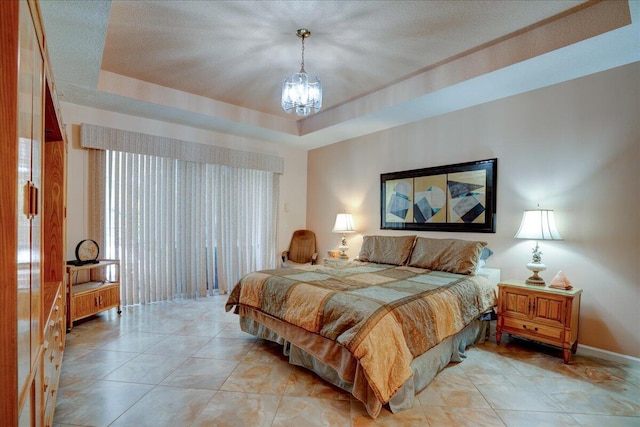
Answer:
[287,230,317,264]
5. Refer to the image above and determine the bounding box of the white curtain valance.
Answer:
[81,123,284,174]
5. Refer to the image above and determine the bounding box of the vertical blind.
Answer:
[89,149,279,305]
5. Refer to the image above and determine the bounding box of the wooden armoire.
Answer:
[1,0,68,425]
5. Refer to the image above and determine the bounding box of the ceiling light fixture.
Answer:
[281,29,322,117]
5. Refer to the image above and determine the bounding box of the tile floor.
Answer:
[54,295,640,427]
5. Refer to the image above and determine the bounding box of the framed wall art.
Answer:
[381,158,497,233]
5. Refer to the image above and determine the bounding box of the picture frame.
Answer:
[381,158,497,233]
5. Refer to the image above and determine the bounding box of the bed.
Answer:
[225,235,497,418]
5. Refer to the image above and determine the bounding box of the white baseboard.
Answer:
[577,344,640,367]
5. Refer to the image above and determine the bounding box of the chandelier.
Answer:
[281,29,322,116]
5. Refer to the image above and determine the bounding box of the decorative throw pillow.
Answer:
[358,235,416,266]
[408,237,487,275]
[476,246,494,271]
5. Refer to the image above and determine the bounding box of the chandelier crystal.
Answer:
[281,29,322,116]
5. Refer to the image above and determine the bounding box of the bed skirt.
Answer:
[238,311,489,417]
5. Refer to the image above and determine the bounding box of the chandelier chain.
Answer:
[300,35,305,72]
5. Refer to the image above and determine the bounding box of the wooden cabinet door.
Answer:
[531,293,566,326]
[72,291,100,320]
[501,288,530,319]
[16,3,44,424]
[100,285,120,309]
[17,0,43,403]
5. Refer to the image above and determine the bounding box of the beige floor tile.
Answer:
[104,353,189,384]
[65,324,125,349]
[504,354,571,378]
[242,340,289,364]
[61,349,138,379]
[558,359,631,382]
[569,414,640,427]
[143,333,212,356]
[220,361,294,395]
[98,330,168,353]
[244,339,289,363]
[216,321,261,340]
[529,375,640,416]
[464,371,545,390]
[417,366,491,409]
[191,391,281,427]
[109,385,215,427]
[194,336,257,361]
[54,380,153,426]
[136,316,190,335]
[160,356,238,389]
[422,405,506,427]
[619,362,640,381]
[54,297,640,427]
[546,388,640,416]
[172,319,228,337]
[56,375,97,397]
[197,309,239,323]
[607,365,640,389]
[475,382,563,412]
[284,366,352,401]
[458,349,524,377]
[350,400,429,426]
[525,375,592,393]
[495,410,581,426]
[488,337,565,361]
[271,396,352,427]
[59,345,94,363]
[76,307,143,332]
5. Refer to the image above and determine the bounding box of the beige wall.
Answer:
[307,63,640,358]
[60,103,309,267]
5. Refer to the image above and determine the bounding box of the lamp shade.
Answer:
[514,209,563,240]
[332,213,355,233]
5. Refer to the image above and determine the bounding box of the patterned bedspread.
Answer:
[225,260,496,407]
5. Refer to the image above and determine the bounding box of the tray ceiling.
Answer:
[40,1,639,149]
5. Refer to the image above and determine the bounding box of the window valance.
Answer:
[81,123,284,174]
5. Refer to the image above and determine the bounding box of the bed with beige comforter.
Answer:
[225,242,496,418]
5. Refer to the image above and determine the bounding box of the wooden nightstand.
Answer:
[496,280,582,363]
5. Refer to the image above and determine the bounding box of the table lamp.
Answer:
[332,213,355,259]
[514,208,563,285]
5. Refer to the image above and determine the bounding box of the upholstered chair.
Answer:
[282,229,318,267]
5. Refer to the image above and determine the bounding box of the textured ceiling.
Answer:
[101,1,584,116]
[39,1,639,149]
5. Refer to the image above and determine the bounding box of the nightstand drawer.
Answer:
[503,317,563,341]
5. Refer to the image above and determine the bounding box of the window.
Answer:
[93,149,279,305]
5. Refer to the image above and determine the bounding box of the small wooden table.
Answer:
[66,259,121,331]
[496,279,582,363]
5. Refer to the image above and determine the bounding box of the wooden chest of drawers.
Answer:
[43,282,65,426]
[496,280,582,363]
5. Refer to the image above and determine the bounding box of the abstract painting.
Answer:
[381,159,497,232]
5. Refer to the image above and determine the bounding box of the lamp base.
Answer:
[525,275,546,286]
[338,245,349,260]
[525,262,547,286]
